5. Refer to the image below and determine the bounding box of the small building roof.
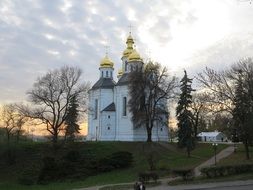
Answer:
[116,73,129,86]
[91,78,116,90]
[102,102,116,112]
[197,131,223,137]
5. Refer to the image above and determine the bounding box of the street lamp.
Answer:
[212,143,218,165]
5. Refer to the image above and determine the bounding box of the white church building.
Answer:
[87,33,169,141]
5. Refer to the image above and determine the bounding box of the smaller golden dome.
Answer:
[118,69,123,75]
[122,48,133,57]
[126,34,134,43]
[117,69,123,78]
[128,49,142,62]
[122,34,135,58]
[100,55,114,68]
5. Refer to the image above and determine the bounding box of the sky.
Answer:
[1,0,253,104]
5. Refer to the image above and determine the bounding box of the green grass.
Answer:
[218,144,253,165]
[0,141,229,190]
[167,144,253,187]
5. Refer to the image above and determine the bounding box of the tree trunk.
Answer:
[7,131,10,145]
[52,132,58,149]
[187,145,191,157]
[147,127,152,142]
[194,112,199,138]
[244,139,250,160]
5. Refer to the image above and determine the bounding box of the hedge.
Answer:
[200,163,253,178]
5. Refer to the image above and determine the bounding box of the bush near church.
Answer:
[18,150,133,184]
[200,163,253,178]
[172,168,194,181]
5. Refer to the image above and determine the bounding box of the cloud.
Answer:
[0,0,253,103]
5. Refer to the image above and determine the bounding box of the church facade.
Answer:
[87,34,169,141]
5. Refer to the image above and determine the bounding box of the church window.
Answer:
[110,71,112,78]
[123,97,127,116]
[161,128,163,131]
[108,115,110,119]
[108,127,110,130]
[130,65,133,72]
[102,71,104,77]
[94,99,98,119]
[106,71,108,77]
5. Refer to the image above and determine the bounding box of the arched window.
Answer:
[94,99,98,119]
[102,71,104,77]
[110,71,112,78]
[123,97,127,116]
[106,71,108,77]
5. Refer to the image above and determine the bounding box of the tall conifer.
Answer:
[176,70,194,157]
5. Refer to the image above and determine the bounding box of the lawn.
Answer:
[218,143,253,165]
[0,141,229,190]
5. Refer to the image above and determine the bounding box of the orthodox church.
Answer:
[87,33,169,141]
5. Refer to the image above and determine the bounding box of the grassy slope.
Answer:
[0,141,228,190]
[168,144,253,186]
[218,144,253,165]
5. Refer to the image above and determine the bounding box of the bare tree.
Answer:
[190,92,211,138]
[197,68,235,114]
[21,66,90,146]
[128,62,177,142]
[0,104,26,143]
[197,58,253,159]
[0,104,16,143]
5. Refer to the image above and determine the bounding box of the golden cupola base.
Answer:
[128,49,142,62]
[100,55,114,68]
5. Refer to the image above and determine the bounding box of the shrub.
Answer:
[19,164,41,185]
[138,172,159,183]
[97,151,133,172]
[63,150,81,162]
[200,163,253,178]
[109,151,133,168]
[172,168,194,181]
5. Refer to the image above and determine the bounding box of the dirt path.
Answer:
[194,146,234,176]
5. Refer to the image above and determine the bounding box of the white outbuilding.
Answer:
[197,131,227,142]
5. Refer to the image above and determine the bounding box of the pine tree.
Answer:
[65,95,80,142]
[176,70,194,157]
[232,70,253,159]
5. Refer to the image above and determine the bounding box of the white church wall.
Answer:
[114,85,134,141]
[99,88,114,111]
[100,111,116,141]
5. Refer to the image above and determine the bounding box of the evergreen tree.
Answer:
[232,70,253,159]
[176,70,194,157]
[65,95,80,141]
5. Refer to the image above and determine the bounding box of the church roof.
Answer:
[116,73,129,86]
[102,102,116,112]
[91,78,116,90]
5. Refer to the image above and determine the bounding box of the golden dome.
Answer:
[127,34,134,43]
[128,49,142,62]
[117,69,123,77]
[122,34,134,58]
[122,48,133,57]
[118,68,123,75]
[100,55,114,68]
